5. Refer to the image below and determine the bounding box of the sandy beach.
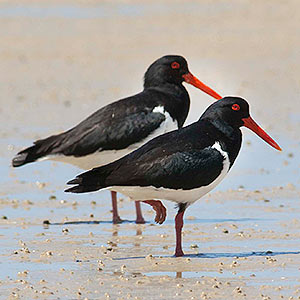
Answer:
[1,1,300,299]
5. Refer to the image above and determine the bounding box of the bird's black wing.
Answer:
[12,91,167,166]
[56,102,166,156]
[106,147,225,190]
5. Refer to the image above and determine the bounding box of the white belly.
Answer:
[108,142,231,204]
[42,106,178,170]
[49,148,139,170]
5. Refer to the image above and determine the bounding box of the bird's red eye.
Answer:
[232,104,240,111]
[171,62,180,69]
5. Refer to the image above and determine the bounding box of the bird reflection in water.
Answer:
[111,224,144,248]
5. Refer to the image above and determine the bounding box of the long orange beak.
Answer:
[182,72,222,100]
[242,116,282,151]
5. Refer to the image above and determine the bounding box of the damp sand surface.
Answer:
[1,1,300,299]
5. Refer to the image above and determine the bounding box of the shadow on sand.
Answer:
[114,250,300,261]
[46,217,266,226]
[47,219,147,225]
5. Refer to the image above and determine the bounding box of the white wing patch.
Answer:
[136,105,178,148]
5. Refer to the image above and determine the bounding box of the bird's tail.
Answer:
[12,135,62,167]
[65,165,114,194]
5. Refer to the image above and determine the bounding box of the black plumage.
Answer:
[13,94,169,164]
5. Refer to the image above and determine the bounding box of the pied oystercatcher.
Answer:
[66,97,281,256]
[12,55,221,224]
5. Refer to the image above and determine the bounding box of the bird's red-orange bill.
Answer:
[242,116,282,151]
[182,72,222,100]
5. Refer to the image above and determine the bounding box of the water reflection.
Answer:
[134,226,143,247]
[110,224,143,248]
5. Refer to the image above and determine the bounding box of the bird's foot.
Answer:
[135,217,146,224]
[112,216,123,224]
[142,200,167,224]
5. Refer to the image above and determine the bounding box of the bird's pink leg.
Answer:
[142,200,167,224]
[135,201,145,224]
[111,191,123,224]
[174,209,186,257]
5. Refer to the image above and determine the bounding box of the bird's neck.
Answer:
[145,83,190,128]
[208,118,236,139]
[204,118,242,167]
[144,81,185,96]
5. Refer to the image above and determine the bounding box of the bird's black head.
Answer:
[144,55,222,100]
[144,55,190,88]
[201,96,281,151]
[201,96,250,128]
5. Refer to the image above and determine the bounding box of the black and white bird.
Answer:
[66,97,281,256]
[12,55,221,224]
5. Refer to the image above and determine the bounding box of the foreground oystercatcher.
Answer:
[12,55,221,224]
[66,97,281,256]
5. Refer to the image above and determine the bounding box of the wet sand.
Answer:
[1,1,300,299]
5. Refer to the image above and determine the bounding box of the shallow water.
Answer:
[0,3,239,19]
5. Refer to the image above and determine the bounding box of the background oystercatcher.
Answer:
[66,96,281,256]
[12,55,221,224]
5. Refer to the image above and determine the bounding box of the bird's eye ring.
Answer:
[171,62,180,69]
[232,104,240,111]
